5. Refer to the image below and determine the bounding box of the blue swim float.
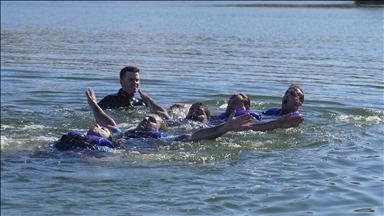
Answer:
[55,131,114,151]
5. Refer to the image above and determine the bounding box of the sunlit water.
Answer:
[1,1,383,215]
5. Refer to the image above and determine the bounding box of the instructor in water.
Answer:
[97,66,147,110]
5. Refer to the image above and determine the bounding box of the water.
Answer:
[1,1,383,215]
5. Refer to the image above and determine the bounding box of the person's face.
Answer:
[225,95,249,115]
[186,104,210,124]
[136,114,163,131]
[120,72,140,94]
[281,87,303,113]
[86,124,111,138]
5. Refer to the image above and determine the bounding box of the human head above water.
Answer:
[136,112,168,132]
[225,93,251,115]
[281,84,304,113]
[86,124,114,142]
[119,66,140,95]
[186,102,211,124]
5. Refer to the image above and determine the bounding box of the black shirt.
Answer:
[97,88,147,110]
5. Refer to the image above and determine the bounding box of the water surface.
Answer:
[1,1,383,215]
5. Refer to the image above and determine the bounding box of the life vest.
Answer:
[55,131,114,151]
[218,110,262,121]
[124,129,170,139]
[262,107,300,116]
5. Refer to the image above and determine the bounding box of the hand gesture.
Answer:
[138,89,151,105]
[85,88,97,107]
[227,110,252,131]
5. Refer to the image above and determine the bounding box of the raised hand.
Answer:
[138,89,150,105]
[138,89,169,118]
[85,88,117,130]
[86,88,97,107]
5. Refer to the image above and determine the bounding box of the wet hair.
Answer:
[289,84,304,103]
[153,112,169,132]
[230,93,251,107]
[120,66,140,80]
[191,102,211,118]
[107,134,115,144]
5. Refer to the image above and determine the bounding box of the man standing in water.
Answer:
[98,66,147,110]
[263,84,304,116]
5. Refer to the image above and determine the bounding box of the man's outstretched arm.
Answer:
[181,111,252,142]
[249,114,304,131]
[86,88,117,131]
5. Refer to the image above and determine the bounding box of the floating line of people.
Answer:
[55,66,305,152]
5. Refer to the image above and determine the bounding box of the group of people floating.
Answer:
[55,66,305,152]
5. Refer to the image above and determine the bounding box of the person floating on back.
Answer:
[139,89,213,128]
[212,93,262,123]
[263,84,304,116]
[170,93,262,126]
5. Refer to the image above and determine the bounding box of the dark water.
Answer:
[1,1,383,215]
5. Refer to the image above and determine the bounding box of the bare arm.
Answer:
[169,103,186,109]
[182,111,252,142]
[249,114,304,131]
[86,88,117,131]
[138,89,170,119]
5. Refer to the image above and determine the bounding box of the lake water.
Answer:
[1,1,383,215]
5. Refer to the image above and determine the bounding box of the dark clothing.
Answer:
[98,88,146,110]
